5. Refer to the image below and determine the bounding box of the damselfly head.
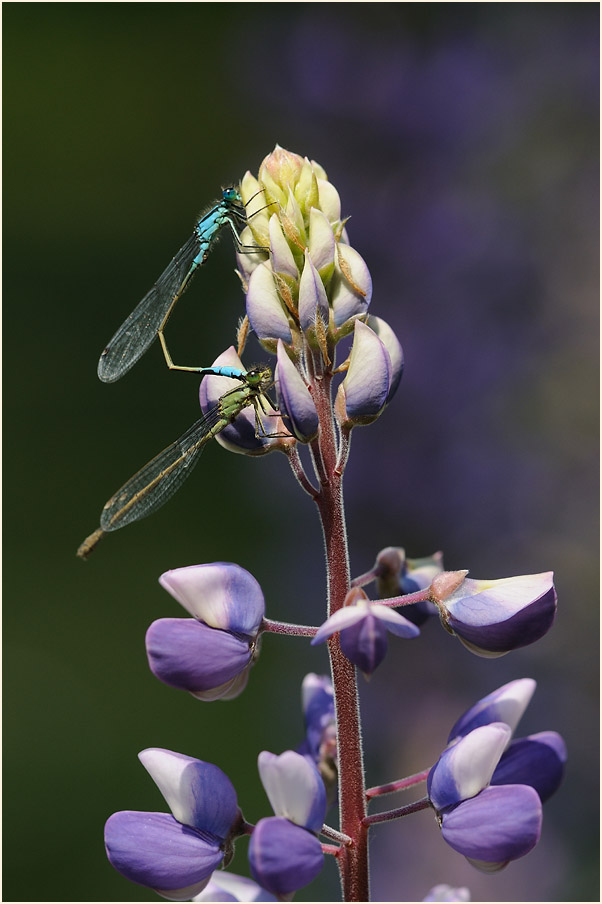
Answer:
[246,364,273,392]
[222,186,242,204]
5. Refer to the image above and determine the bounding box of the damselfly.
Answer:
[77,365,275,559]
[97,188,267,383]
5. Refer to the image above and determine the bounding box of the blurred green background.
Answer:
[4,4,598,902]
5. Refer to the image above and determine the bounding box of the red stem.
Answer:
[309,358,369,903]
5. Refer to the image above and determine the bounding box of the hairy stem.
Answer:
[260,618,318,637]
[310,358,369,903]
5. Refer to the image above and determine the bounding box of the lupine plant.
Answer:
[96,147,565,901]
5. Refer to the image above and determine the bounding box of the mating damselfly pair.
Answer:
[78,187,282,559]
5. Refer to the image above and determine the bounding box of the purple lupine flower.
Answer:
[198,347,289,453]
[423,884,471,902]
[245,262,294,346]
[311,587,419,676]
[430,572,557,657]
[248,751,326,895]
[275,339,319,442]
[192,871,277,902]
[146,563,265,701]
[428,725,542,871]
[104,748,240,900]
[374,546,442,625]
[428,679,566,870]
[335,320,395,426]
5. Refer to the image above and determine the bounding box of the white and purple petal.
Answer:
[447,678,536,744]
[268,214,298,280]
[308,207,336,277]
[337,320,391,425]
[491,731,567,803]
[368,603,421,637]
[331,244,372,327]
[245,263,293,343]
[440,784,542,865]
[364,315,403,402]
[275,340,319,442]
[440,573,557,656]
[428,723,512,812]
[339,611,389,675]
[258,750,327,833]
[159,562,265,635]
[146,619,253,692]
[248,816,324,895]
[317,178,341,224]
[298,251,330,333]
[311,605,369,645]
[138,748,238,840]
[104,810,222,900]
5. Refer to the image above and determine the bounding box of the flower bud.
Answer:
[435,572,557,657]
[245,266,293,346]
[298,250,330,335]
[275,340,318,442]
[308,207,336,281]
[311,587,419,676]
[336,320,392,426]
[364,315,403,402]
[331,244,372,328]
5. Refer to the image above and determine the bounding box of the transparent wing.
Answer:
[97,233,202,382]
[99,404,226,532]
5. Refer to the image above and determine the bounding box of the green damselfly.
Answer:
[77,365,275,559]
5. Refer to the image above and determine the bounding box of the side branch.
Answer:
[362,797,431,827]
[366,769,430,799]
[260,618,318,637]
